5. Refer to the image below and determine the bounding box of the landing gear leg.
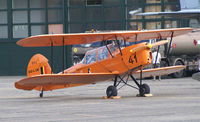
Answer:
[106,73,150,98]
[130,74,150,96]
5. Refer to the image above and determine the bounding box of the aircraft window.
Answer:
[86,51,97,64]
[110,44,118,54]
[98,48,109,61]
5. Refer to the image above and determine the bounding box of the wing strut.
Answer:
[123,38,127,47]
[105,41,114,58]
[166,31,174,59]
[62,37,65,74]
[154,35,163,67]
[115,35,123,56]
[135,34,138,44]
[154,44,161,68]
[51,42,53,74]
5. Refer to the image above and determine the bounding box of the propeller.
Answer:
[130,43,152,53]
[151,40,168,47]
[130,40,168,53]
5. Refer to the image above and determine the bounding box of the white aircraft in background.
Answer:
[134,0,200,20]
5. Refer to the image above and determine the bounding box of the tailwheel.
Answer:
[39,90,44,98]
[106,85,118,98]
[139,84,150,96]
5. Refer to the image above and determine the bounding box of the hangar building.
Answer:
[0,0,187,75]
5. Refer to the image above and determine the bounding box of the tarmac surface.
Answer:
[0,76,200,122]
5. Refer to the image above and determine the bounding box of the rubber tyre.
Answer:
[106,85,117,98]
[139,84,150,96]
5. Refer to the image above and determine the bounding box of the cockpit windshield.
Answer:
[98,47,109,61]
[110,43,119,55]
[83,43,120,64]
[84,46,110,64]
[85,51,96,64]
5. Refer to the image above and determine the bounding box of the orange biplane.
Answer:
[15,28,192,98]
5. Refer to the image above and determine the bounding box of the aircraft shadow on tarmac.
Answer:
[11,93,189,104]
[11,94,149,103]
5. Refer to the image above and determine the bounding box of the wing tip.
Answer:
[15,81,34,91]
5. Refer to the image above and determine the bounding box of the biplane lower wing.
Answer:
[15,73,118,91]
[134,65,186,79]
[15,66,185,91]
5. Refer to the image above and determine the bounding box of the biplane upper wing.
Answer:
[134,65,186,79]
[15,72,118,91]
[17,28,192,47]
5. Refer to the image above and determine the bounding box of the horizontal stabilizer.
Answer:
[15,73,118,91]
[134,65,186,79]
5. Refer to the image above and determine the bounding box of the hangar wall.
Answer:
[0,0,187,75]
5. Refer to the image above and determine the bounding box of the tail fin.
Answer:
[27,54,52,77]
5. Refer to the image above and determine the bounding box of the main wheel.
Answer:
[139,84,150,96]
[106,85,117,98]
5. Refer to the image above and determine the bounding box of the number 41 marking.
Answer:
[129,54,137,64]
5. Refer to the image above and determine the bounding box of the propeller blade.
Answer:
[130,43,152,53]
[151,40,168,47]
[130,40,168,53]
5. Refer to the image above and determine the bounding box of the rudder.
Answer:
[27,54,52,77]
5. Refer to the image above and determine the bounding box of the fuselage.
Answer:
[64,42,152,75]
